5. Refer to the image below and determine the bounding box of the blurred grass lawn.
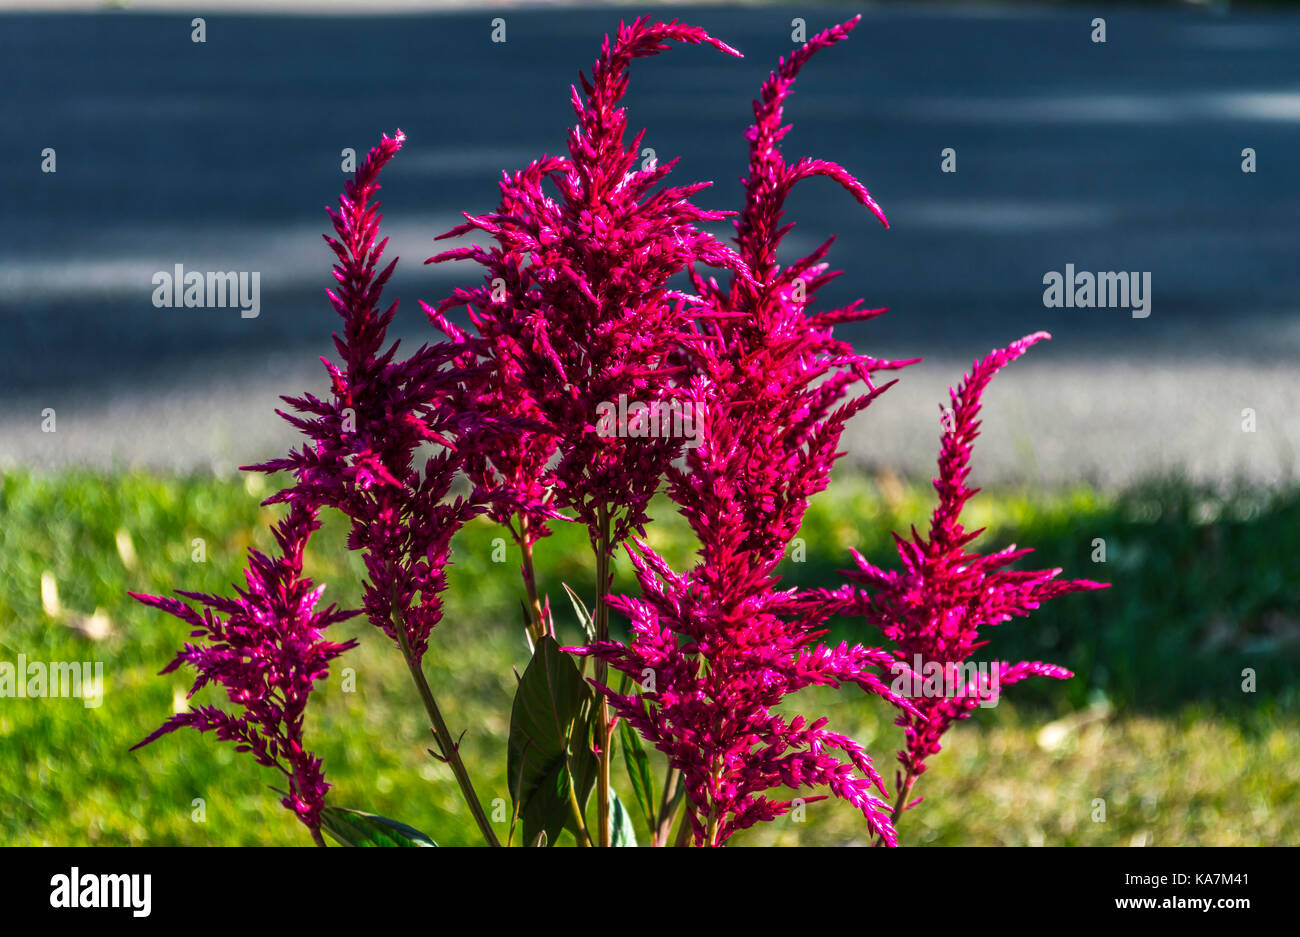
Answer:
[1,469,1296,846]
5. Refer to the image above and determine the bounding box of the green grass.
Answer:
[0,469,1296,846]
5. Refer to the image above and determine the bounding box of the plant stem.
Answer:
[567,768,593,847]
[310,826,327,847]
[593,503,613,847]
[515,516,548,642]
[701,761,724,847]
[392,607,501,847]
[704,809,720,849]
[874,768,917,847]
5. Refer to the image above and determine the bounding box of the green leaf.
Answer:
[520,600,535,656]
[609,791,638,847]
[618,719,657,830]
[562,582,596,644]
[507,635,598,847]
[320,806,437,847]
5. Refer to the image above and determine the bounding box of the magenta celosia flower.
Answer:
[249,130,486,664]
[423,156,565,553]
[575,18,921,846]
[430,21,766,845]
[811,332,1108,827]
[676,14,915,566]
[142,130,503,846]
[130,503,358,836]
[429,18,753,551]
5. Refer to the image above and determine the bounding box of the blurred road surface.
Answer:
[1,4,1297,486]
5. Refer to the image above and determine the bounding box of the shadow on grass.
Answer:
[459,474,1300,720]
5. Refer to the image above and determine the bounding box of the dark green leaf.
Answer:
[320,806,437,847]
[562,582,596,644]
[507,635,598,847]
[618,719,656,830]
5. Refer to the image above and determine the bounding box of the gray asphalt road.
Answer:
[1,4,1297,486]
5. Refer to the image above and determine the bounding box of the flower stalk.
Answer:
[392,594,500,847]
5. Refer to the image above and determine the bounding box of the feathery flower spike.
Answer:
[575,17,920,846]
[131,503,358,836]
[809,332,1108,830]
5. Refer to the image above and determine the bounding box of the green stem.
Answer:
[393,605,501,847]
[566,767,593,847]
[704,811,719,849]
[593,503,613,848]
[701,760,725,847]
[874,768,917,847]
[515,516,548,643]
